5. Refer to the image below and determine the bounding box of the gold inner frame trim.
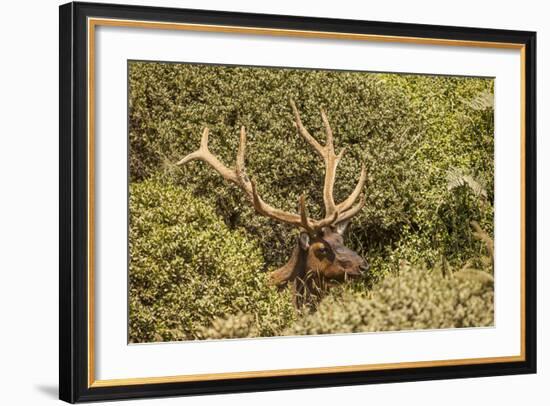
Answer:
[87,17,527,388]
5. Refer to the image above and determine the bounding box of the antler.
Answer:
[290,100,366,224]
[177,101,366,234]
[177,126,332,232]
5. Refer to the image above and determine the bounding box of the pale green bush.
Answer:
[198,313,258,340]
[286,268,493,336]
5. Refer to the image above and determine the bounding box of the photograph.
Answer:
[128,61,496,343]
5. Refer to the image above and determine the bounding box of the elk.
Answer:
[177,100,368,309]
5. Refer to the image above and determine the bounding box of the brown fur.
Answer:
[270,227,367,310]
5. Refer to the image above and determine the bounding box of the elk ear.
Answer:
[299,232,310,250]
[334,220,351,235]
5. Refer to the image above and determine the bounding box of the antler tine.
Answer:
[250,180,306,228]
[323,147,339,217]
[316,210,339,229]
[176,127,208,165]
[297,194,339,233]
[298,194,315,234]
[177,127,240,185]
[336,163,367,213]
[337,194,366,224]
[290,99,324,158]
[336,147,347,161]
[320,107,334,153]
[236,126,247,182]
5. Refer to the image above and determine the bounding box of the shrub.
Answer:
[285,267,493,336]
[128,180,295,342]
[378,75,495,269]
[198,313,259,340]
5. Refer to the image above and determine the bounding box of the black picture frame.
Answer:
[59,1,537,403]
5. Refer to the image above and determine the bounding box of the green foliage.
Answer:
[434,169,492,265]
[128,62,495,341]
[128,180,295,342]
[286,267,494,336]
[198,313,259,340]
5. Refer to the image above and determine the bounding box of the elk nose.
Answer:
[359,262,370,272]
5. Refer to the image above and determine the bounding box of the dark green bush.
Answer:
[128,180,295,342]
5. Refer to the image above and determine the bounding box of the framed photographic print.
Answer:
[59,1,537,403]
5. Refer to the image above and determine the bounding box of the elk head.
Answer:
[177,100,368,309]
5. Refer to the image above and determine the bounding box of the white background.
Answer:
[95,24,521,380]
[0,0,546,404]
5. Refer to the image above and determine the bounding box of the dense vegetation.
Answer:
[128,61,494,343]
